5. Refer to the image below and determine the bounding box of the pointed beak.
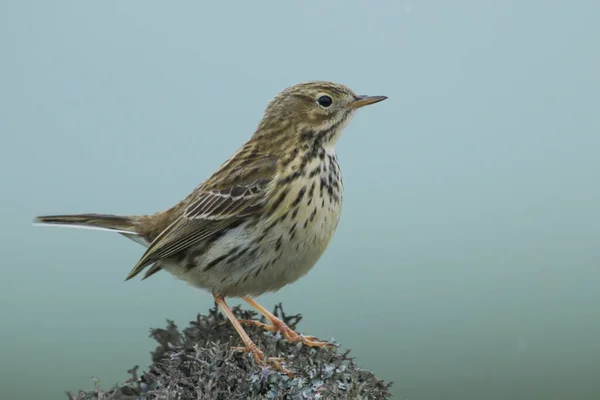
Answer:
[349,95,388,109]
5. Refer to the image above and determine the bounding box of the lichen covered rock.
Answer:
[67,304,392,399]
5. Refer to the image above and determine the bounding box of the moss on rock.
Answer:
[67,304,392,400]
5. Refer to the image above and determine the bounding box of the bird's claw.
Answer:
[292,334,336,349]
[238,319,278,332]
[285,332,336,348]
[232,345,295,377]
[239,319,335,348]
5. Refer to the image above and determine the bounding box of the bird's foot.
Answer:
[238,319,278,332]
[239,318,335,348]
[232,343,295,377]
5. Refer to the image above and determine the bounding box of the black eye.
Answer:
[317,95,333,108]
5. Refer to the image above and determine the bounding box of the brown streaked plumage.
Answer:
[34,81,387,376]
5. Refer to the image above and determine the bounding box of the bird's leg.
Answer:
[239,297,334,348]
[213,295,293,376]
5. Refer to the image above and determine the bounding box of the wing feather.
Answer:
[125,154,277,280]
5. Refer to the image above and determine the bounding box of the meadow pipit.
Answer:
[34,81,387,375]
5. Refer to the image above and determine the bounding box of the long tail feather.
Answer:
[33,213,138,235]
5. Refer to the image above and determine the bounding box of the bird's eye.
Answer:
[317,95,333,108]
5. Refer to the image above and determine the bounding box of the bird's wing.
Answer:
[125,154,278,280]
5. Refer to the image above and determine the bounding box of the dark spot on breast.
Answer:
[291,206,299,220]
[254,264,267,278]
[292,186,307,207]
[203,254,228,272]
[300,131,315,141]
[278,211,289,222]
[288,222,297,236]
[309,165,320,178]
[226,245,249,263]
[308,181,316,198]
[327,154,338,171]
[270,188,289,213]
[252,231,269,245]
[281,148,299,166]
[278,170,301,185]
[264,219,278,233]
[310,208,317,222]
[226,246,240,257]
[248,247,259,260]
[275,235,283,251]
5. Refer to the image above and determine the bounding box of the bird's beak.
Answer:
[349,95,388,109]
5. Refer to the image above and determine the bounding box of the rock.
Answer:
[66,304,392,400]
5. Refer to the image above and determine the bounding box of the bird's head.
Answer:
[253,81,387,150]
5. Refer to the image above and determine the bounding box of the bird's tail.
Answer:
[33,213,139,235]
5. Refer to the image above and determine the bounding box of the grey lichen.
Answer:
[67,304,393,399]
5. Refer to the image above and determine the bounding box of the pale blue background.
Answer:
[1,1,599,399]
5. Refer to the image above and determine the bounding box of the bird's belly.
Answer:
[257,200,343,295]
[163,188,342,297]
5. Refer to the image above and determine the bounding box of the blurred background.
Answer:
[1,1,599,399]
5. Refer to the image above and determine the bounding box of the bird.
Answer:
[34,81,387,375]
